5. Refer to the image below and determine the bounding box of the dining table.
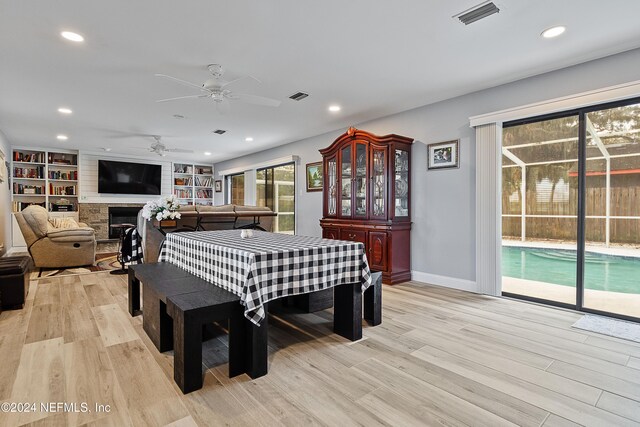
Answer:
[158,229,372,378]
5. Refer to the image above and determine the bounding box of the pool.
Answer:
[502,246,640,294]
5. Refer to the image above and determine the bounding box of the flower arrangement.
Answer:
[141,195,182,222]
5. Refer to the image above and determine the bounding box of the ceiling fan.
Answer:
[155,64,281,113]
[147,135,193,157]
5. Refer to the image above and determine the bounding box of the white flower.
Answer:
[143,195,182,222]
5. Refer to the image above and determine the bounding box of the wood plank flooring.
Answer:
[0,272,639,426]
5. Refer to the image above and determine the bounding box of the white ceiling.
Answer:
[2,0,640,163]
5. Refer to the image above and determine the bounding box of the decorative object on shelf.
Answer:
[305,162,323,192]
[141,194,182,223]
[215,180,222,192]
[427,139,459,170]
[319,128,413,284]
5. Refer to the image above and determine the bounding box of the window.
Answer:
[226,173,245,205]
[256,163,295,234]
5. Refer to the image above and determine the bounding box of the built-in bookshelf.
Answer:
[172,163,214,205]
[11,148,79,213]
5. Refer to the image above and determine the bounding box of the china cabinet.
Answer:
[320,127,413,284]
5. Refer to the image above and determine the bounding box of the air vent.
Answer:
[289,92,309,101]
[455,1,499,25]
[212,129,227,135]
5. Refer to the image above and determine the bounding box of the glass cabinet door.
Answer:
[326,156,337,216]
[394,149,409,217]
[354,142,368,217]
[371,146,386,219]
[340,145,352,217]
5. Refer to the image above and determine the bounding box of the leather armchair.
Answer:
[14,205,96,268]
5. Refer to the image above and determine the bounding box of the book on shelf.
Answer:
[13,183,45,194]
[13,151,45,163]
[173,188,192,198]
[49,183,76,195]
[13,166,45,178]
[195,166,213,175]
[12,201,46,212]
[194,176,213,186]
[47,153,77,165]
[48,169,78,180]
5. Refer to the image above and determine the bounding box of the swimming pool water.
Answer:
[502,246,640,294]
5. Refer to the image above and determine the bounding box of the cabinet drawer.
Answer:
[340,229,366,245]
[322,227,340,240]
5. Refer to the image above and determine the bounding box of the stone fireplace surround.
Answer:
[79,203,143,241]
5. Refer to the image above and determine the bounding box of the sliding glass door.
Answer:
[502,98,640,321]
[226,173,245,205]
[256,163,295,234]
[502,115,580,306]
[582,102,640,319]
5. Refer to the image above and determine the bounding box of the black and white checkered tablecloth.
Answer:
[159,230,372,325]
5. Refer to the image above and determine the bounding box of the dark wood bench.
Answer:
[127,263,248,394]
[166,288,245,394]
[128,263,192,316]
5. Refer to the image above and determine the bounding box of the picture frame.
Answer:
[214,179,222,192]
[305,162,323,192]
[427,139,459,170]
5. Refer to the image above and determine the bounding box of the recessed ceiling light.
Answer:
[56,134,68,141]
[204,152,212,156]
[61,31,84,42]
[329,105,341,112]
[541,26,566,39]
[103,147,112,152]
[58,107,73,114]
[245,137,254,142]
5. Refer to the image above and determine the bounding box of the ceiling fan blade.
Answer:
[156,94,208,103]
[221,75,261,89]
[155,74,208,92]
[164,148,194,153]
[230,93,281,107]
[216,99,231,115]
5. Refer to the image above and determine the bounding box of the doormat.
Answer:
[572,314,640,343]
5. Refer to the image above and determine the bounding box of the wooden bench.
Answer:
[127,263,247,394]
[166,288,245,393]
[128,263,192,316]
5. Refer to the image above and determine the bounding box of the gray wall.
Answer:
[0,130,12,255]
[214,48,640,288]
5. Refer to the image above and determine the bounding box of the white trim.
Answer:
[218,155,298,177]
[469,79,640,127]
[411,270,477,293]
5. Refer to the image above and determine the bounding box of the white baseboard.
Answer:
[411,270,478,293]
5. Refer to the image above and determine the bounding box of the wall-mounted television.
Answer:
[98,160,162,195]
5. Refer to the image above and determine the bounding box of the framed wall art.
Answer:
[306,162,323,192]
[427,139,459,170]
[214,179,222,192]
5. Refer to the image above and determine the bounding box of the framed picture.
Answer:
[214,179,222,192]
[427,139,459,170]
[306,162,323,192]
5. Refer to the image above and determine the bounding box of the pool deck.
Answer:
[502,239,640,259]
[503,276,640,318]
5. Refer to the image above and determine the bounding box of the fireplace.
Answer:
[108,207,141,239]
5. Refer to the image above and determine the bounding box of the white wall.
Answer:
[78,152,172,204]
[213,47,640,292]
[0,130,11,255]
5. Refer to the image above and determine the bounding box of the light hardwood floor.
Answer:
[1,272,639,426]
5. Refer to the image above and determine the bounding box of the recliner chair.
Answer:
[14,205,96,268]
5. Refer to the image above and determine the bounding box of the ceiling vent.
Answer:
[212,129,227,135]
[455,1,500,25]
[289,92,309,101]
